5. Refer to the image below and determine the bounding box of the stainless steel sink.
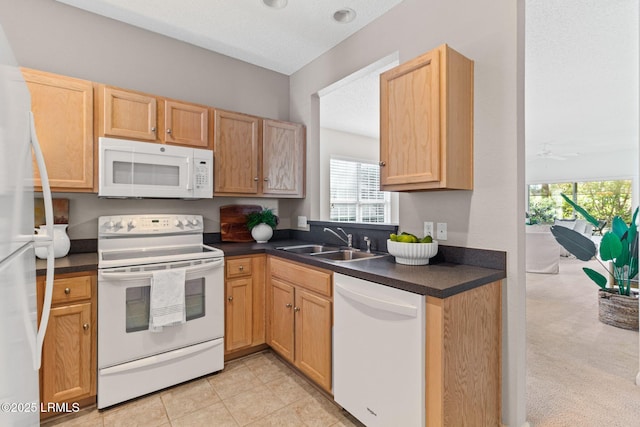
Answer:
[310,250,388,262]
[276,244,340,254]
[277,244,388,263]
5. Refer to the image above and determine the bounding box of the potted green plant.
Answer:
[246,208,278,243]
[550,193,639,330]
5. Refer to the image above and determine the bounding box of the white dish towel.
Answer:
[149,268,186,332]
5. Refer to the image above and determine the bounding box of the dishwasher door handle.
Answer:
[335,283,418,317]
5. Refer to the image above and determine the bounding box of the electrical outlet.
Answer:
[436,222,447,240]
[423,221,434,237]
[297,216,307,228]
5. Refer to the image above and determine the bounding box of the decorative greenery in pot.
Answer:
[550,193,638,296]
[246,208,278,243]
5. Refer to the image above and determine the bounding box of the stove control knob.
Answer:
[114,220,125,230]
[190,218,199,226]
[103,220,115,230]
[128,220,137,229]
[174,219,185,227]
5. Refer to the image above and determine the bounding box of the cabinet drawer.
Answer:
[269,257,332,297]
[226,257,253,278]
[52,276,92,305]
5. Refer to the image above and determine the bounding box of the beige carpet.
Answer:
[527,257,640,426]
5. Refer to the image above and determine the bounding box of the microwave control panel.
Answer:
[193,154,213,197]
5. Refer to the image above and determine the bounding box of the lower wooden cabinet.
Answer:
[425,280,502,426]
[267,257,332,392]
[224,255,266,356]
[36,272,97,419]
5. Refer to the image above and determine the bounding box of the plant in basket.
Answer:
[550,193,639,330]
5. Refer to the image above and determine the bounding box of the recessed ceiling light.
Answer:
[333,8,357,24]
[263,0,288,9]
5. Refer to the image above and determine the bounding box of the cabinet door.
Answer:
[162,100,209,148]
[22,68,94,191]
[268,278,295,362]
[101,86,157,141]
[294,288,332,392]
[214,110,260,195]
[380,49,441,188]
[262,120,305,197]
[225,277,253,352]
[41,302,92,404]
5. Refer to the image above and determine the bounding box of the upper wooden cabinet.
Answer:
[161,99,209,148]
[98,85,210,149]
[214,110,306,197]
[214,109,261,195]
[263,119,305,197]
[99,86,158,142]
[22,68,94,192]
[380,44,474,191]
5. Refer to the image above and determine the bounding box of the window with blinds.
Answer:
[330,158,390,223]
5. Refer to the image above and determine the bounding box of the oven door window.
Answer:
[125,278,205,333]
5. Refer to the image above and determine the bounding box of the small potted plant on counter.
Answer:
[550,193,638,330]
[246,208,279,243]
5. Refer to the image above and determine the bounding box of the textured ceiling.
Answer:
[54,0,637,146]
[525,0,638,162]
[55,0,405,76]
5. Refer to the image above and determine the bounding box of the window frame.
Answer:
[329,156,391,223]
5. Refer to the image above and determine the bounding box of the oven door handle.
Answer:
[99,258,223,280]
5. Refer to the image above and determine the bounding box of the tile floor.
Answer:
[42,350,364,427]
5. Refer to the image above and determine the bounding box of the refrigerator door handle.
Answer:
[30,112,55,370]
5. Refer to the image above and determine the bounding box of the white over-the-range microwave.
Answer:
[98,137,213,199]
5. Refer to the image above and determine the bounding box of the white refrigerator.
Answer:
[0,25,55,426]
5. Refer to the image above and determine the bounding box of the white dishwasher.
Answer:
[333,273,425,427]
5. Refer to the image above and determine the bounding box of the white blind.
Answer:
[330,158,390,223]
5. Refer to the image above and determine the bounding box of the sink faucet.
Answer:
[323,227,352,248]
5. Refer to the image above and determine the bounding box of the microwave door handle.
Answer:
[186,157,193,190]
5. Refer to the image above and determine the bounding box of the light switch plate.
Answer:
[437,222,447,240]
[423,221,434,237]
[297,216,307,228]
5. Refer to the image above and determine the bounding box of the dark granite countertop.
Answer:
[212,239,506,298]
[36,239,506,299]
[36,252,98,276]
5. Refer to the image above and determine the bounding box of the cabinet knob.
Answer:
[239,265,244,271]
[83,323,89,331]
[264,178,269,182]
[254,177,259,181]
[151,127,156,132]
[379,161,386,167]
[294,306,300,312]
[166,128,172,134]
[64,288,71,295]
[228,296,233,302]
[285,303,292,309]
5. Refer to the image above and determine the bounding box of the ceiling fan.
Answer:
[536,144,579,161]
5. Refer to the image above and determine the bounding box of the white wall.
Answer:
[285,0,526,425]
[0,0,291,238]
[319,127,399,223]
